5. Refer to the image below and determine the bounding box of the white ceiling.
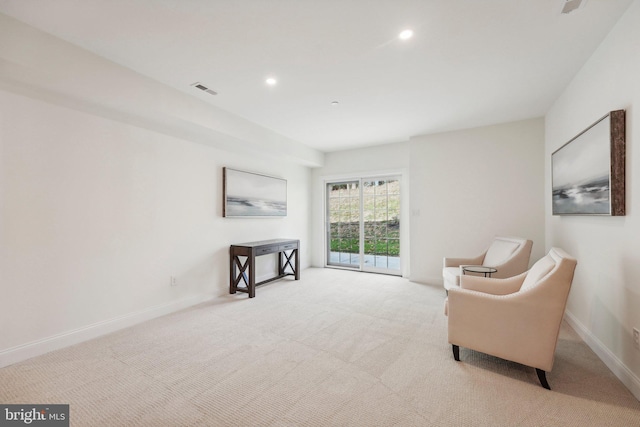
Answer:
[0,0,633,152]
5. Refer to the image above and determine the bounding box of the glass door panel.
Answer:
[327,181,360,268]
[326,176,400,275]
[362,178,400,273]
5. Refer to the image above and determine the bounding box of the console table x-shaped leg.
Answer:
[229,239,300,298]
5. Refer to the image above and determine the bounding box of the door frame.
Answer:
[322,169,408,277]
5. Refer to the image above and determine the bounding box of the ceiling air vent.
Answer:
[191,82,217,96]
[560,0,587,14]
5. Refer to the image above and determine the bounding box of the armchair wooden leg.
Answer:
[536,368,551,390]
[452,344,460,361]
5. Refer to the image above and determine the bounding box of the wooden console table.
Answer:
[229,239,300,298]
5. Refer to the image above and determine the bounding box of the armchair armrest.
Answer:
[459,272,526,295]
[443,253,485,268]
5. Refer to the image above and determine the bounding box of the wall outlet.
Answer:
[634,328,640,350]
[170,276,177,287]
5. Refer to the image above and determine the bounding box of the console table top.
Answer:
[231,238,298,248]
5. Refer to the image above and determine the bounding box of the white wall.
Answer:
[0,89,311,366]
[0,14,317,367]
[310,142,410,275]
[409,118,546,284]
[545,0,640,399]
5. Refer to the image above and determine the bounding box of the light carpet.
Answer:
[1,268,639,426]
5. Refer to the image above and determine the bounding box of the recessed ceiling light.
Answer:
[331,101,339,106]
[265,77,277,86]
[399,29,413,40]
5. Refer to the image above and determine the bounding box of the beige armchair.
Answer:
[444,247,577,389]
[443,236,532,292]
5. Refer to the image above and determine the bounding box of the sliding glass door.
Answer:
[326,176,400,275]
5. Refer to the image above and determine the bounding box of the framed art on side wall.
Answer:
[552,109,625,216]
[223,167,287,217]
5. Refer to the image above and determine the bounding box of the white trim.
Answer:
[564,310,640,401]
[319,168,407,183]
[0,293,215,368]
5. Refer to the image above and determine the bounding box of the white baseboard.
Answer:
[0,293,215,369]
[564,310,640,401]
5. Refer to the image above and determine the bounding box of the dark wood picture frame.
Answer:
[223,167,287,218]
[552,109,625,216]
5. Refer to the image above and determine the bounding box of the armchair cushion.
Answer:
[443,266,463,288]
[483,239,520,266]
[521,254,555,290]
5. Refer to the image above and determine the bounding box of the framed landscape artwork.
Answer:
[223,167,287,217]
[552,110,625,216]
